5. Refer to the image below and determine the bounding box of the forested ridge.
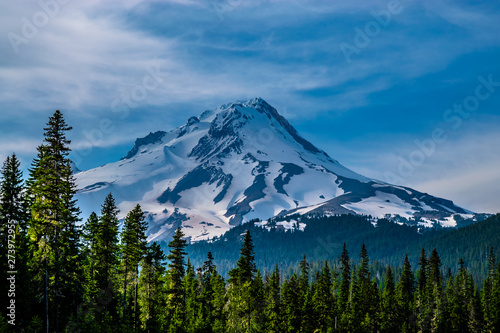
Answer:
[1,111,499,332]
[186,214,500,282]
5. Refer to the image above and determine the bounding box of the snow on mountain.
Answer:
[75,98,472,242]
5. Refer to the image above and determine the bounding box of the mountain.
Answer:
[75,98,473,242]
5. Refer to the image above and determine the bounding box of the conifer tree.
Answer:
[166,227,188,331]
[427,248,443,331]
[264,266,281,333]
[492,262,500,331]
[0,154,32,326]
[313,262,335,331]
[209,269,227,333]
[415,248,429,332]
[229,230,256,285]
[227,230,260,332]
[184,260,201,333]
[337,244,350,308]
[26,110,82,332]
[281,273,301,333]
[381,266,398,332]
[197,252,215,332]
[482,246,497,331]
[352,244,379,331]
[84,193,121,330]
[337,243,351,330]
[251,270,266,331]
[120,204,148,327]
[298,254,310,294]
[448,258,470,331]
[396,254,415,331]
[138,242,166,333]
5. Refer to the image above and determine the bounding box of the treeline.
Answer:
[187,214,500,282]
[1,111,499,332]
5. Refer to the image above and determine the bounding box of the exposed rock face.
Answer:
[75,98,472,242]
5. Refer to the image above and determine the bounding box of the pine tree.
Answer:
[313,262,335,331]
[120,204,148,328]
[251,270,266,331]
[26,110,82,332]
[482,246,497,331]
[227,230,259,332]
[264,266,281,333]
[298,254,310,294]
[228,230,256,285]
[82,194,121,330]
[415,248,429,332]
[351,244,379,332]
[381,266,398,332]
[184,260,201,333]
[337,243,351,331]
[281,273,301,333]
[138,242,166,333]
[209,270,227,333]
[166,227,188,331]
[396,254,415,332]
[0,154,32,327]
[448,258,470,331]
[428,248,443,331]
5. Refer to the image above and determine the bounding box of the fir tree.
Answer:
[228,230,256,285]
[415,248,429,332]
[281,273,301,333]
[264,266,281,333]
[138,242,166,333]
[184,260,201,333]
[313,262,335,331]
[352,244,379,331]
[120,204,148,328]
[26,110,82,332]
[209,270,227,333]
[427,248,443,331]
[83,193,121,330]
[166,227,188,330]
[0,154,32,326]
[482,246,497,331]
[337,243,351,331]
[381,266,398,332]
[396,254,415,332]
[227,230,260,332]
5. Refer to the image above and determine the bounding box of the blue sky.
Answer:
[1,0,499,213]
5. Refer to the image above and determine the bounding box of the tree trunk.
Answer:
[123,265,128,321]
[45,260,49,333]
[134,267,138,330]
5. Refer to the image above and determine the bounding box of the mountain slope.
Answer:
[75,98,472,242]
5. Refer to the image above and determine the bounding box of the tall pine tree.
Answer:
[0,154,32,327]
[26,110,82,332]
[120,204,148,328]
[166,227,188,332]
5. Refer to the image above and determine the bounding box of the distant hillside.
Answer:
[184,213,500,280]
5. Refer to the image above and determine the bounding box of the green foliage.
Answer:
[120,204,148,327]
[26,110,82,332]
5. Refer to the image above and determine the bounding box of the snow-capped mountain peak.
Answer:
[75,98,472,242]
